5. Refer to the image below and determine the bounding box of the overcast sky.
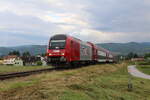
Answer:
[0,0,150,46]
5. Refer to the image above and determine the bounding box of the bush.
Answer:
[144,53,150,59]
[137,61,150,65]
[36,61,43,66]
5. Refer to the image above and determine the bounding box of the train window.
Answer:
[71,40,73,44]
[49,40,66,49]
[70,41,73,47]
[49,34,67,49]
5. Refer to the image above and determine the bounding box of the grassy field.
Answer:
[0,63,150,100]
[137,65,150,75]
[0,65,52,74]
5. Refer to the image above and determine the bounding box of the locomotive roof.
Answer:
[51,34,67,40]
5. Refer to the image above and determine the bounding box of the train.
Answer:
[46,34,115,66]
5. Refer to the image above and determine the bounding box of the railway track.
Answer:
[0,68,59,80]
[0,65,87,80]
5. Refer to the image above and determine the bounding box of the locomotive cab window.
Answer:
[49,35,67,49]
[49,40,66,49]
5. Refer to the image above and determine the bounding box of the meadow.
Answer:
[137,65,150,75]
[0,65,51,74]
[0,62,149,100]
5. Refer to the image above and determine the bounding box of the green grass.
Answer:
[62,64,150,100]
[0,78,40,91]
[61,90,92,100]
[0,63,150,100]
[0,65,52,74]
[137,65,150,75]
[136,60,150,65]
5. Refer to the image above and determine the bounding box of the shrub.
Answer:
[138,61,150,65]
[36,61,43,66]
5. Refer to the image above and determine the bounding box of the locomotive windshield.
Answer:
[49,34,67,49]
[49,40,66,49]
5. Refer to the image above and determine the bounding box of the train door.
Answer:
[71,41,75,61]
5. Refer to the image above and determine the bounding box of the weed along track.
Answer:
[0,67,59,80]
[0,66,85,80]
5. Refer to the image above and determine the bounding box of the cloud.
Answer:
[0,0,150,46]
[0,31,49,46]
[85,0,150,32]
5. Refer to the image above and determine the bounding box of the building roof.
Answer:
[3,55,18,60]
[131,58,145,61]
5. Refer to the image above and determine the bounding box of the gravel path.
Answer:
[128,65,150,79]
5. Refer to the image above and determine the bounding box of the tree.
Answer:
[133,53,138,58]
[126,52,139,60]
[36,61,43,66]
[8,51,20,56]
[22,51,31,57]
[144,53,150,59]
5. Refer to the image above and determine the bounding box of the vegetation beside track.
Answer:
[137,65,150,75]
[133,60,150,75]
[0,65,52,74]
[0,62,150,100]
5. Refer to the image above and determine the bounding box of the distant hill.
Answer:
[97,42,150,55]
[0,42,150,56]
[0,45,47,56]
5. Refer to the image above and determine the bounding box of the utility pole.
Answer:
[128,67,133,91]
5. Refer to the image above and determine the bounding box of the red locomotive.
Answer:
[46,34,115,65]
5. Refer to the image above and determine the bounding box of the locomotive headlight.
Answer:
[49,53,52,56]
[61,53,65,55]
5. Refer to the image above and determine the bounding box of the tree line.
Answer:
[8,50,46,57]
[123,52,150,60]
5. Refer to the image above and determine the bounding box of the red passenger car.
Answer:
[97,47,114,63]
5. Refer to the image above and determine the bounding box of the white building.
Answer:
[3,55,23,66]
[14,58,23,66]
[0,60,4,65]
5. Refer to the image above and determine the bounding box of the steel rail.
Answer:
[0,68,58,80]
